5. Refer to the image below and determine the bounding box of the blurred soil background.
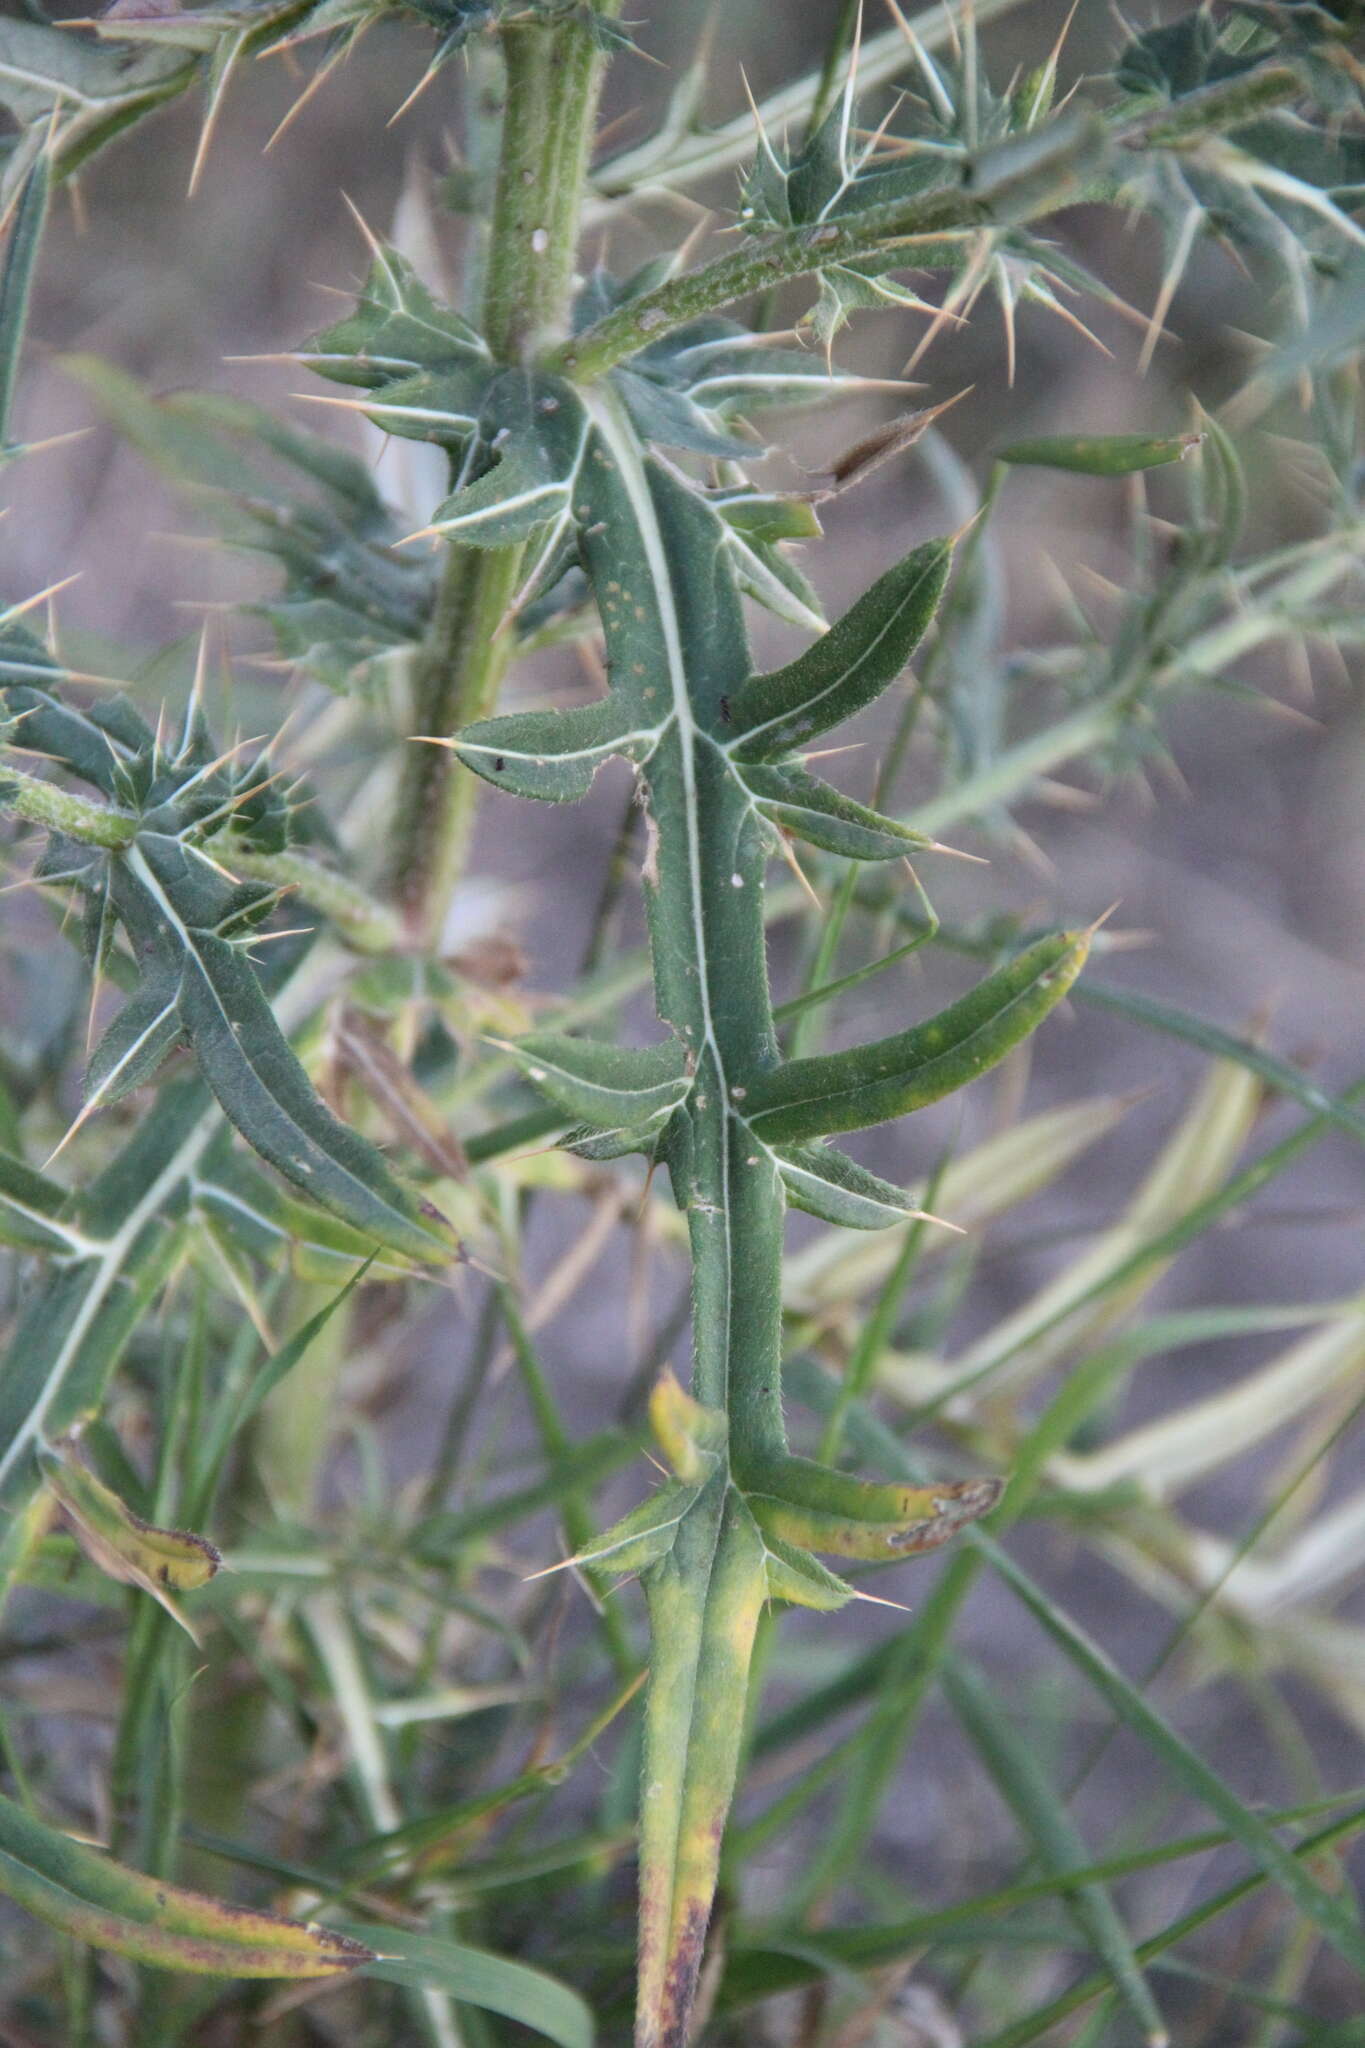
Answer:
[3,0,1364,2031]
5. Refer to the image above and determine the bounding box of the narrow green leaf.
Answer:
[0,1149,76,1255]
[745,1453,1002,1561]
[0,1789,371,1977]
[0,1083,222,1528]
[84,967,182,1112]
[776,1142,931,1230]
[943,1655,1167,2046]
[637,1483,769,2048]
[1077,979,1365,1147]
[110,845,454,1264]
[0,152,48,456]
[998,433,1200,475]
[506,1032,689,1132]
[712,487,822,543]
[743,931,1088,1142]
[338,1922,593,2048]
[191,1258,375,1506]
[721,1801,1365,2015]
[970,1800,1365,2048]
[456,698,662,803]
[413,1431,640,1561]
[761,1532,853,1611]
[726,538,952,760]
[741,761,932,861]
[986,1539,1365,1977]
[193,1154,415,1285]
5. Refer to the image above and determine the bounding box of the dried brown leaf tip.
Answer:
[799,390,972,502]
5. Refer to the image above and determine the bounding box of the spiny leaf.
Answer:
[742,930,1089,1143]
[0,1148,77,1255]
[425,371,592,546]
[776,1142,932,1231]
[0,1083,214,1518]
[740,761,934,861]
[0,1788,372,1977]
[111,842,454,1263]
[0,17,193,210]
[726,538,953,760]
[303,241,489,388]
[507,1032,690,1133]
[83,962,183,1113]
[999,432,1201,475]
[0,152,48,461]
[455,697,664,803]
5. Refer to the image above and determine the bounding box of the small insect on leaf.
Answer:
[39,1441,219,1639]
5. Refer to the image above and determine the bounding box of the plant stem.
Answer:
[2,765,135,845]
[557,60,1301,383]
[556,111,1109,382]
[391,9,619,947]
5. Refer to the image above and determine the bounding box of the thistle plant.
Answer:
[0,3,1364,2047]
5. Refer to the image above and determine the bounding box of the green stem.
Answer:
[557,62,1302,384]
[2,765,135,846]
[390,8,620,946]
[225,843,403,954]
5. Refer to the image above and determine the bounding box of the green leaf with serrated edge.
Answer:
[0,1149,75,1255]
[565,1481,700,1577]
[743,931,1089,1143]
[0,1788,371,1977]
[443,378,1076,2048]
[83,966,182,1111]
[0,18,193,209]
[998,432,1200,474]
[38,1445,220,1595]
[776,1142,929,1230]
[456,697,661,803]
[426,371,592,545]
[301,243,489,389]
[0,153,48,458]
[726,523,828,632]
[0,1084,215,1522]
[740,761,932,861]
[111,843,454,1264]
[760,1532,853,1611]
[725,538,951,760]
[331,369,485,448]
[192,1155,414,1285]
[507,1033,689,1131]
